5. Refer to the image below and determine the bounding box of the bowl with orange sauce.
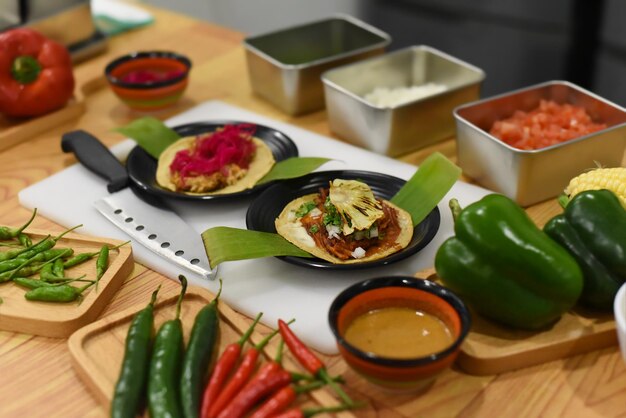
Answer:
[328,276,471,391]
[105,51,191,111]
[454,80,626,206]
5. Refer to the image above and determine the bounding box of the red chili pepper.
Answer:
[0,28,74,117]
[271,403,359,418]
[272,409,304,418]
[278,320,322,375]
[216,368,292,418]
[200,313,263,418]
[249,380,325,418]
[278,320,354,406]
[207,326,281,418]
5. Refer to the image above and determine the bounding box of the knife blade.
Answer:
[93,189,215,280]
[61,130,217,280]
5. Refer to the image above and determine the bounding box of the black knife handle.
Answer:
[61,130,129,193]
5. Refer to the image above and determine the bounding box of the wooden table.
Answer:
[1,5,625,418]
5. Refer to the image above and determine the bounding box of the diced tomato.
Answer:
[489,100,607,150]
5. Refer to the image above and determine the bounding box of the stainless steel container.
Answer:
[322,46,485,156]
[454,80,626,206]
[243,15,390,116]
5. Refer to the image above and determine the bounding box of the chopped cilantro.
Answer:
[323,197,342,227]
[295,201,316,218]
[309,225,319,234]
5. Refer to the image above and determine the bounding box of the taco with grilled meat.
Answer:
[156,124,275,195]
[275,179,413,264]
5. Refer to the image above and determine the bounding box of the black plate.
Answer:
[246,170,441,270]
[127,120,298,201]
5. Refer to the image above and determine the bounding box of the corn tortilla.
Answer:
[156,136,275,195]
[275,193,414,264]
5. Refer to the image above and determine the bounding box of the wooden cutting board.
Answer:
[0,76,106,152]
[0,229,134,338]
[415,269,617,375]
[68,286,354,417]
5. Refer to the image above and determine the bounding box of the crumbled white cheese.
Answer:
[326,224,341,239]
[364,83,447,108]
[351,247,366,259]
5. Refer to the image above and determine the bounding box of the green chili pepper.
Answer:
[435,195,583,330]
[13,277,83,289]
[14,277,53,289]
[0,208,37,240]
[17,225,81,260]
[17,233,32,248]
[24,280,95,303]
[544,190,626,310]
[111,285,161,418]
[43,275,87,283]
[52,258,65,278]
[0,235,49,264]
[180,279,222,418]
[64,240,129,269]
[95,245,109,292]
[0,242,23,248]
[63,253,94,269]
[0,250,70,283]
[40,263,57,282]
[9,248,73,280]
[148,275,187,418]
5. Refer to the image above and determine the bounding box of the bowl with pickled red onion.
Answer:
[105,51,191,111]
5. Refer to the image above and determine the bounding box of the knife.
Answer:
[61,130,217,280]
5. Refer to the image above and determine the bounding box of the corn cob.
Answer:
[564,167,626,208]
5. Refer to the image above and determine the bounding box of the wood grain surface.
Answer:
[0,3,625,418]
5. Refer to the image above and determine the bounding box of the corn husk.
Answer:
[202,227,312,269]
[391,152,462,225]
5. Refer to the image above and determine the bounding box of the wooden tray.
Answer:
[415,269,617,375]
[0,76,106,152]
[68,286,351,416]
[0,229,134,338]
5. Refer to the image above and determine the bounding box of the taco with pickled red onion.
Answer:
[275,179,413,264]
[156,124,275,195]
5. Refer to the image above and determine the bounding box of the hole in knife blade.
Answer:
[190,259,199,265]
[161,242,170,248]
[148,234,157,240]
[136,225,144,231]
[175,250,184,256]
[125,217,133,223]
[114,209,122,214]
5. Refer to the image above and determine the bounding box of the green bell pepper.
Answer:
[544,189,626,310]
[435,194,583,330]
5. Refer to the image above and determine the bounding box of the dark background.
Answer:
[362,0,626,105]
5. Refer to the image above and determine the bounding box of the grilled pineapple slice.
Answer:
[329,179,384,235]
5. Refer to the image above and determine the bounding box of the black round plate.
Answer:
[126,120,298,201]
[246,170,441,270]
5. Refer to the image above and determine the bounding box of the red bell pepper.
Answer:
[0,28,74,117]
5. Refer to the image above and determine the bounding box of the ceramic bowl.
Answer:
[328,276,471,391]
[614,282,626,363]
[105,51,191,111]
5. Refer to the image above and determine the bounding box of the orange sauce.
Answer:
[344,307,454,359]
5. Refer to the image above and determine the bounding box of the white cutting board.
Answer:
[19,100,492,354]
